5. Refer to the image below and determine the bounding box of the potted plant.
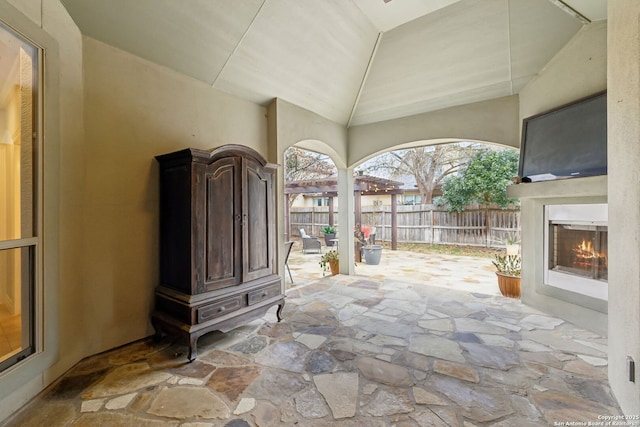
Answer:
[503,232,521,256]
[492,254,521,298]
[363,243,383,265]
[320,249,340,276]
[321,226,337,247]
[355,226,383,265]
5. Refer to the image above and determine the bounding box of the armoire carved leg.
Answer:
[188,335,198,362]
[151,316,164,340]
[276,300,285,322]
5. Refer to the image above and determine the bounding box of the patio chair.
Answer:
[299,228,322,254]
[284,241,295,283]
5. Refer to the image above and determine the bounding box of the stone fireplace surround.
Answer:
[508,175,608,336]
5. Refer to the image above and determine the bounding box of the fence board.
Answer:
[290,204,520,248]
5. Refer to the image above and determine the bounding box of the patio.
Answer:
[285,243,501,296]
[7,248,620,426]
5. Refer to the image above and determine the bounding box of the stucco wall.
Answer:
[267,98,350,281]
[42,0,87,379]
[608,0,640,415]
[513,20,608,330]
[80,36,270,353]
[347,94,520,166]
[269,98,348,168]
[519,21,607,122]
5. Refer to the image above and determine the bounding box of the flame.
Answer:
[577,239,595,255]
[573,239,607,267]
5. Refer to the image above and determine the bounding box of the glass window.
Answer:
[314,197,329,207]
[403,194,421,205]
[0,22,39,373]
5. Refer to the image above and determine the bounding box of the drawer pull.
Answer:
[218,306,226,312]
[261,292,267,297]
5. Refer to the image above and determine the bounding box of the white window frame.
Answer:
[0,21,43,375]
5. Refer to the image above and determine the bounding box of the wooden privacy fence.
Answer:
[290,204,520,248]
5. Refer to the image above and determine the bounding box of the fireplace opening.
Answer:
[544,204,608,301]
[549,224,608,281]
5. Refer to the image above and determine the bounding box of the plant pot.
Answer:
[506,244,520,256]
[363,245,383,265]
[324,233,336,246]
[496,272,521,298]
[329,259,339,275]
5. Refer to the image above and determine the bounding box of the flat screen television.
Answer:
[518,91,607,181]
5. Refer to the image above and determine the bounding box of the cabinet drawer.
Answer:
[197,296,242,323]
[248,283,281,306]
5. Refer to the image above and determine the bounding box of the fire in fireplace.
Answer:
[544,204,608,301]
[549,224,608,281]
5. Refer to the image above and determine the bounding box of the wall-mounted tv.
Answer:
[519,91,607,181]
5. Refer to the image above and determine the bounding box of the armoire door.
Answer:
[201,156,242,292]
[242,158,274,282]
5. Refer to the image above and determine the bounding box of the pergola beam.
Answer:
[285,174,404,195]
[285,174,405,252]
[285,186,337,194]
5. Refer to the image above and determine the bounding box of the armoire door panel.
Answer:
[243,159,273,281]
[203,158,240,291]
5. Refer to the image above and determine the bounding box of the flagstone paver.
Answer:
[81,398,104,413]
[233,397,256,415]
[409,334,466,363]
[294,387,330,418]
[253,341,309,372]
[356,356,414,386]
[105,392,137,410]
[412,386,448,405]
[314,372,359,419]
[306,350,335,373]
[460,342,521,370]
[81,362,172,399]
[418,318,454,332]
[361,387,414,417]
[4,249,623,426]
[206,365,261,401]
[147,386,229,419]
[433,359,480,383]
[521,314,565,329]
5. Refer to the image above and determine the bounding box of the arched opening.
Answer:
[351,138,520,296]
[283,144,338,242]
[283,136,522,296]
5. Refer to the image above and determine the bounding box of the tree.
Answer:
[438,149,520,212]
[361,144,478,204]
[285,147,336,182]
[284,147,336,206]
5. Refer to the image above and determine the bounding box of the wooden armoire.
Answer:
[152,145,284,360]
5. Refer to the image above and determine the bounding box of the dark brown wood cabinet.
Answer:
[152,145,284,360]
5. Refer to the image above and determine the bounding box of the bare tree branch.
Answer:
[284,147,337,207]
[360,143,478,204]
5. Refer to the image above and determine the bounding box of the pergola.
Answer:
[284,174,405,254]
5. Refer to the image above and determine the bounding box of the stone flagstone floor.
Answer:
[5,251,622,426]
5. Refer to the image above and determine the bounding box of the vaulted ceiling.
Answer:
[60,0,606,127]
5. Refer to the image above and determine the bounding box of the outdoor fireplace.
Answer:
[544,204,608,301]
